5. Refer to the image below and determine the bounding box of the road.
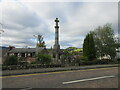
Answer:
[2,67,118,89]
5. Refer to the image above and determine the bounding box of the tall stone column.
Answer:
[53,18,60,64]
[54,18,60,50]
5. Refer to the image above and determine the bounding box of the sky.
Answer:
[0,0,118,49]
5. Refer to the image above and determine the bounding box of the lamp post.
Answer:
[0,23,4,65]
[0,23,4,45]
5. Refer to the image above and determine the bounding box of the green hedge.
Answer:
[2,64,61,70]
[4,55,18,65]
[79,59,118,65]
[37,54,51,65]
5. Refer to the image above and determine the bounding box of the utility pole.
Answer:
[0,23,4,45]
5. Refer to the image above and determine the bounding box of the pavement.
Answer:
[1,66,119,88]
[2,64,118,76]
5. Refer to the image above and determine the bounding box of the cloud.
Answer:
[1,1,42,29]
[0,1,118,49]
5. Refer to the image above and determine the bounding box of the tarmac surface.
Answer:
[2,66,118,88]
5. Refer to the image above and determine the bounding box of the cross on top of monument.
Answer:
[55,18,59,22]
[55,18,59,26]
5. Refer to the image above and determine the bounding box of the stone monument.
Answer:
[54,18,60,50]
[53,18,61,64]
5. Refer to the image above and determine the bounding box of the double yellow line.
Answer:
[0,67,118,79]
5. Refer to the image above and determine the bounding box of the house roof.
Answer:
[8,48,36,53]
[6,47,64,54]
[7,47,50,53]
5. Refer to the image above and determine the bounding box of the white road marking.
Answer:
[62,75,116,84]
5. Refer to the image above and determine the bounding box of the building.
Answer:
[3,47,48,64]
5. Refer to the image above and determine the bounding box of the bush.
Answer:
[79,56,88,61]
[99,59,118,64]
[4,55,18,65]
[99,59,109,64]
[2,64,62,70]
[79,59,101,65]
[37,54,51,65]
[79,59,118,65]
[30,61,37,64]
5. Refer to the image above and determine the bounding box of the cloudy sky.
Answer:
[0,0,118,49]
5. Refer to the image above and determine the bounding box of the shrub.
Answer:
[4,55,18,65]
[99,59,118,64]
[37,54,51,65]
[30,61,37,64]
[79,59,100,65]
[79,56,88,61]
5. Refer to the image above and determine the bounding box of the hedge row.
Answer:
[2,64,61,70]
[79,59,118,65]
[2,60,118,70]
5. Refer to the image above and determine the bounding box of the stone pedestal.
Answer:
[53,45,60,50]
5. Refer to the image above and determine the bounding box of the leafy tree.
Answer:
[93,24,116,59]
[83,32,96,60]
[37,35,45,47]
[4,55,18,65]
[37,53,51,65]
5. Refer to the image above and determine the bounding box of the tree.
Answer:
[4,55,18,65]
[93,24,116,59]
[37,35,45,47]
[83,32,96,60]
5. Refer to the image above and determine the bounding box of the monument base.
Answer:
[52,58,61,65]
[53,44,60,50]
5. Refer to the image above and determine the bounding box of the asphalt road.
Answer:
[2,67,118,89]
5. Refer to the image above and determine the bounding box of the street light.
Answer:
[0,23,5,49]
[0,23,4,64]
